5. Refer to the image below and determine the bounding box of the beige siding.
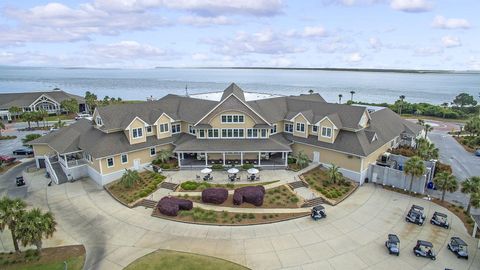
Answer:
[293,114,308,138]
[33,145,56,157]
[126,118,146,145]
[146,124,156,137]
[156,114,172,139]
[318,118,335,143]
[362,140,393,170]
[100,144,173,174]
[359,111,369,128]
[88,159,102,174]
[209,110,256,129]
[180,121,190,134]
[291,143,362,172]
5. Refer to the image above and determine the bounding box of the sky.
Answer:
[0,0,478,70]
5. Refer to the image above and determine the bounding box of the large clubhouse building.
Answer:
[31,83,423,186]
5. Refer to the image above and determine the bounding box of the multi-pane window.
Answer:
[198,129,206,138]
[159,123,169,133]
[271,124,277,134]
[260,129,267,138]
[96,116,103,126]
[188,125,196,135]
[321,127,332,138]
[284,123,293,133]
[247,128,258,138]
[221,114,245,123]
[208,129,219,138]
[221,128,244,138]
[296,123,305,132]
[146,126,152,133]
[150,147,156,156]
[107,157,114,167]
[312,125,318,133]
[121,154,128,164]
[132,127,143,138]
[171,123,181,134]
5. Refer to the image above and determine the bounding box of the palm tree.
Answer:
[0,197,27,253]
[433,172,458,201]
[156,149,173,164]
[38,109,48,128]
[416,138,439,160]
[21,112,33,129]
[338,94,343,104]
[424,124,433,138]
[327,164,343,184]
[294,151,309,169]
[398,95,406,115]
[350,90,356,101]
[8,106,22,120]
[417,119,425,126]
[17,208,56,255]
[461,176,480,214]
[120,169,140,188]
[404,156,426,194]
[0,121,4,137]
[441,102,449,118]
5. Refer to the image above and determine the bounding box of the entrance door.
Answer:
[313,151,320,163]
[133,159,141,170]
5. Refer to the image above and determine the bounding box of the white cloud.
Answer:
[414,46,443,56]
[89,41,167,59]
[317,37,356,53]
[322,0,383,6]
[390,0,432,13]
[368,37,382,50]
[179,15,233,26]
[432,15,471,29]
[346,52,363,62]
[441,36,461,48]
[302,26,327,38]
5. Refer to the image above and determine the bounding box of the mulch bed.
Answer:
[301,167,357,204]
[105,171,165,205]
[431,198,479,237]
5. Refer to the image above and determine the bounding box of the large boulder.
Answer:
[233,186,265,206]
[202,188,228,204]
[157,197,193,216]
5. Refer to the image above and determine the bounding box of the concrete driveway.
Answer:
[0,170,478,270]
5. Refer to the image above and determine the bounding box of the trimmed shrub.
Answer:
[157,197,193,216]
[233,186,266,206]
[202,188,228,204]
[181,181,199,190]
[242,163,254,170]
[211,164,224,170]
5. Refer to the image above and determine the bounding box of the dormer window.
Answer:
[312,125,318,133]
[146,125,152,133]
[296,123,305,133]
[95,116,103,126]
[284,123,293,133]
[321,127,332,138]
[132,127,143,139]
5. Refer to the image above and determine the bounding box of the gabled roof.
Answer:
[221,83,245,101]
[0,90,85,108]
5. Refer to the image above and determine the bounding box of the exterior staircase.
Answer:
[160,182,179,191]
[288,181,308,189]
[301,197,324,208]
[51,162,68,184]
[135,199,157,209]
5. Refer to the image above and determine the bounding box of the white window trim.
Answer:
[246,128,258,138]
[95,116,103,126]
[270,124,277,135]
[171,123,181,134]
[321,126,332,138]
[312,125,318,133]
[150,147,156,157]
[121,153,128,164]
[146,125,153,133]
[284,123,293,133]
[296,122,305,133]
[220,114,245,124]
[198,129,206,138]
[106,157,114,168]
[159,123,169,133]
[207,128,220,138]
[132,127,143,139]
[188,125,196,135]
[221,128,245,139]
[259,128,268,138]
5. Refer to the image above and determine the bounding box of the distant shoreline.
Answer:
[155,66,480,74]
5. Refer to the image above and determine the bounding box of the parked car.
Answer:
[75,113,92,121]
[475,148,480,157]
[405,205,426,225]
[385,234,400,256]
[447,237,468,259]
[310,205,326,220]
[12,148,34,156]
[16,176,25,187]
[413,240,436,260]
[430,212,449,229]
[0,155,16,164]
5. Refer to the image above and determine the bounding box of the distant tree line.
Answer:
[85,91,124,113]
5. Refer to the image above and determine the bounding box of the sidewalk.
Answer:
[191,202,311,213]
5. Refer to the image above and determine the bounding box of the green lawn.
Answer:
[44,114,75,121]
[125,249,249,270]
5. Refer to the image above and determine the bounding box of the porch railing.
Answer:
[44,155,59,184]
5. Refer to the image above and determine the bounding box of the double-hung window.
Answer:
[221,114,245,123]
[271,124,277,134]
[171,123,181,134]
[321,127,332,138]
[284,123,293,133]
[107,157,114,168]
[260,129,267,138]
[150,147,156,156]
[159,123,169,133]
[188,125,196,135]
[208,129,219,138]
[132,127,143,139]
[146,125,152,133]
[221,128,244,138]
[121,154,128,164]
[247,128,258,138]
[312,125,318,133]
[198,129,206,138]
[296,123,305,133]
[95,116,103,126]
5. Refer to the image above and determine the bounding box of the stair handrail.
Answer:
[44,155,59,184]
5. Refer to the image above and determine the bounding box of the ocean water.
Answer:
[0,66,479,104]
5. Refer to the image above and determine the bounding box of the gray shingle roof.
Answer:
[0,90,85,109]
[221,83,245,101]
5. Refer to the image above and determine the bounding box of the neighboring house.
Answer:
[30,83,423,186]
[0,90,87,121]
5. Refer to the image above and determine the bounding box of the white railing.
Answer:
[44,155,59,184]
[67,159,87,168]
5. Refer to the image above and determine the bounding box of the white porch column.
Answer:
[240,152,243,165]
[205,152,208,166]
[258,152,261,166]
[177,152,181,167]
[473,222,478,238]
[64,154,68,168]
[223,152,226,166]
[284,152,288,166]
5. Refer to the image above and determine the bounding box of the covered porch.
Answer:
[177,151,289,169]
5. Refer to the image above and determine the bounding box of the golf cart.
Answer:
[311,205,326,220]
[405,205,426,225]
[430,211,449,229]
[447,237,468,259]
[16,176,25,187]
[413,240,436,260]
[385,234,400,256]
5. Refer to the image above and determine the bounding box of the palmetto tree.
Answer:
[338,94,343,104]
[417,119,425,126]
[0,121,4,137]
[416,138,439,160]
[350,90,355,101]
[156,149,173,164]
[21,112,33,129]
[461,176,480,214]
[404,156,426,194]
[433,172,458,201]
[398,95,406,115]
[8,106,22,120]
[424,124,433,138]
[120,169,140,188]
[38,109,48,128]
[327,164,343,184]
[294,151,309,169]
[441,102,449,118]
[0,197,27,253]
[17,208,56,255]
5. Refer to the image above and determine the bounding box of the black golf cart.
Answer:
[447,237,468,259]
[413,240,436,260]
[16,176,25,187]
[430,211,449,229]
[311,205,326,220]
[405,205,425,225]
[385,234,400,256]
